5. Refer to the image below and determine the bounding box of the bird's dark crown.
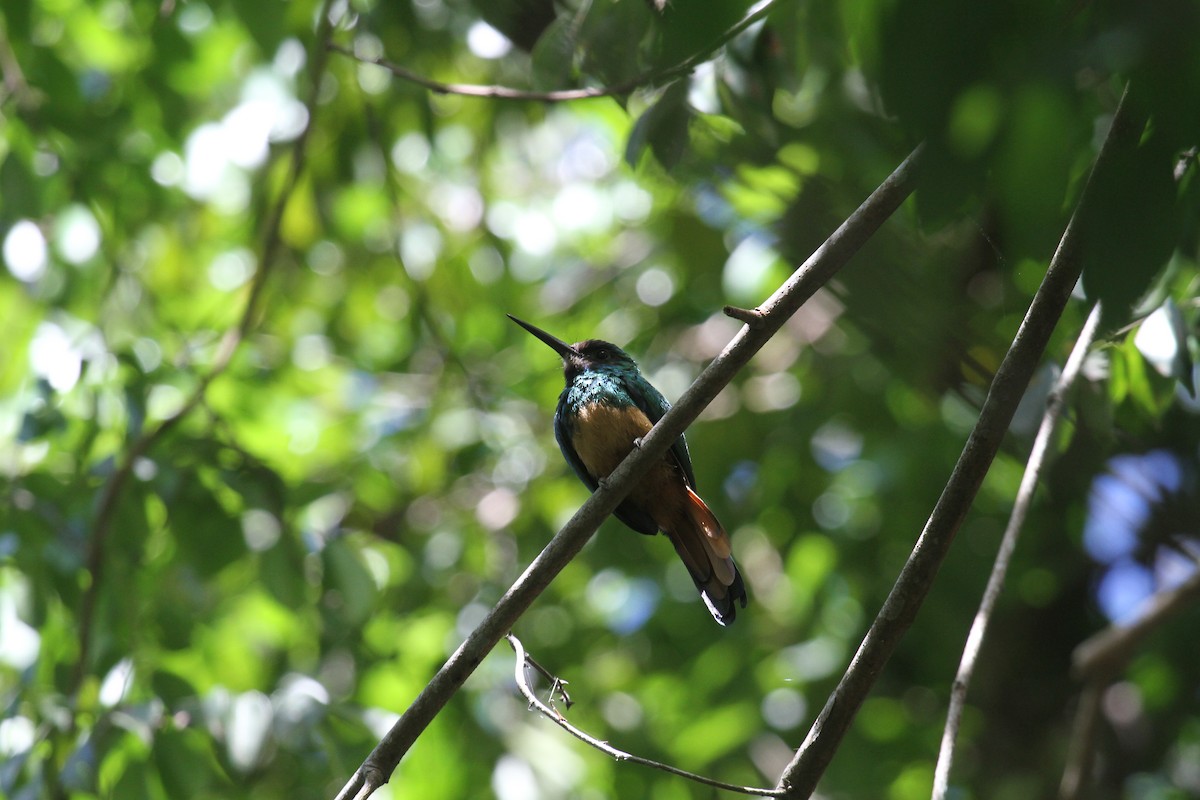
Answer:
[564,339,636,381]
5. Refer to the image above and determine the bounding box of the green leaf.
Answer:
[170,473,247,578]
[578,0,656,87]
[322,539,377,631]
[153,728,230,798]
[1082,133,1179,330]
[530,15,578,91]
[625,81,693,170]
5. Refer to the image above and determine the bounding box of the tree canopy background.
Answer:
[2,0,1199,798]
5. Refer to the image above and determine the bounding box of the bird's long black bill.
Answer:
[507,314,579,358]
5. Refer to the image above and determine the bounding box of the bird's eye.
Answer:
[596,350,608,360]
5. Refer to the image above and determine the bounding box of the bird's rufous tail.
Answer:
[665,486,747,625]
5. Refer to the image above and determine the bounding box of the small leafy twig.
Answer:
[329,0,780,102]
[68,0,340,701]
[331,144,925,800]
[506,634,781,796]
[931,302,1102,800]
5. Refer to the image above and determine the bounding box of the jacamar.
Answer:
[509,314,748,625]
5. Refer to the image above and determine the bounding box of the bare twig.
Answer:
[329,0,780,102]
[521,648,574,709]
[331,145,926,800]
[1059,682,1104,800]
[68,0,339,701]
[506,634,782,796]
[931,303,1103,800]
[723,305,767,328]
[774,86,1142,799]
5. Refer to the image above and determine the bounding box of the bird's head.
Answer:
[508,315,638,382]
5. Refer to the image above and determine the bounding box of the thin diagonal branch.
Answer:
[1058,566,1200,799]
[775,85,1142,799]
[931,302,1103,800]
[331,144,925,800]
[329,0,780,102]
[1072,564,1200,683]
[1059,681,1105,800]
[68,0,339,701]
[506,634,782,796]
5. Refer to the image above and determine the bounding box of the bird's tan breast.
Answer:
[570,402,655,479]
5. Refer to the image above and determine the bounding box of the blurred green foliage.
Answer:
[2,0,1199,799]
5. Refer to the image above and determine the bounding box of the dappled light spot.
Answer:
[4,220,48,282]
[1135,303,1180,376]
[146,383,186,421]
[30,321,85,392]
[0,715,35,759]
[601,691,643,731]
[53,205,101,265]
[635,267,675,307]
[399,223,443,280]
[1102,681,1144,729]
[762,687,807,731]
[778,637,843,683]
[0,581,40,671]
[292,334,332,371]
[150,151,184,186]
[492,755,539,800]
[723,233,785,302]
[300,493,349,549]
[1084,450,1196,622]
[273,674,330,746]
[492,443,545,488]
[227,690,273,772]
[242,508,282,552]
[353,35,391,95]
[287,407,321,454]
[391,132,432,174]
[552,183,613,233]
[513,209,558,257]
[430,183,485,232]
[812,490,850,530]
[586,569,659,633]
[424,530,463,570]
[208,248,255,291]
[476,488,520,530]
[466,21,512,60]
[811,420,864,472]
[524,605,573,647]
[99,658,134,707]
[723,461,758,505]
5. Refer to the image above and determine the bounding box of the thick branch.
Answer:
[775,87,1142,799]
[931,303,1102,800]
[331,144,925,800]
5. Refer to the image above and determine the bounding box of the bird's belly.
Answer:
[570,401,655,479]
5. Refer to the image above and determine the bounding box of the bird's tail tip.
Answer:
[702,569,749,625]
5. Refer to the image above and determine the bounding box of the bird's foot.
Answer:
[632,436,644,449]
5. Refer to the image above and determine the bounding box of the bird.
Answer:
[508,314,747,625]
